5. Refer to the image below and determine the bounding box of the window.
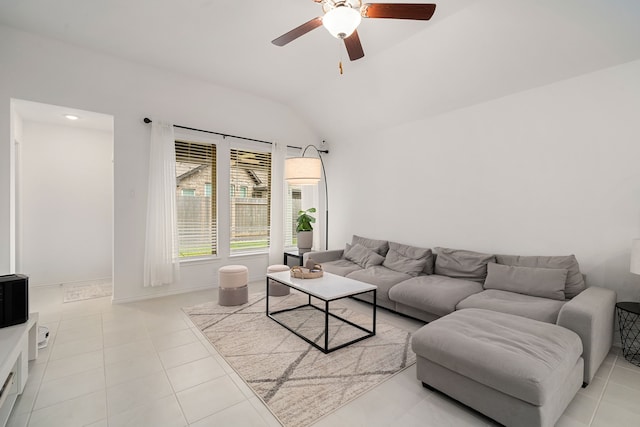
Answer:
[175,140,217,258]
[285,185,302,247]
[230,148,271,253]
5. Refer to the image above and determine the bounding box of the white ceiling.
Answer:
[1,0,639,140]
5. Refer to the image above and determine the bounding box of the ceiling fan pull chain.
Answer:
[337,38,344,75]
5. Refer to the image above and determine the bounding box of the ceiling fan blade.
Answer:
[272,17,323,46]
[344,30,365,61]
[362,3,436,20]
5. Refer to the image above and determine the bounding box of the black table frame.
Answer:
[283,250,307,267]
[266,276,377,354]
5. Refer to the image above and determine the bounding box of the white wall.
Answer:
[9,105,22,273]
[329,59,640,301]
[0,25,319,302]
[19,121,113,286]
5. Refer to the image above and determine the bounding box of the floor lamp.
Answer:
[285,145,329,250]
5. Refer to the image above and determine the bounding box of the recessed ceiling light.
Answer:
[64,114,79,120]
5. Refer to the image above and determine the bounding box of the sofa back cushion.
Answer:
[344,243,386,268]
[352,235,389,256]
[434,248,496,283]
[383,242,432,277]
[495,254,585,299]
[423,253,437,275]
[484,262,567,301]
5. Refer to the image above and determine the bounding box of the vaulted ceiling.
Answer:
[1,0,639,140]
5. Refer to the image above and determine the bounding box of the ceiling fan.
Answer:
[272,1,436,61]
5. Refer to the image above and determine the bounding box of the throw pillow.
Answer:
[434,247,496,282]
[352,235,390,256]
[383,242,432,277]
[484,262,567,301]
[341,243,352,259]
[495,254,585,299]
[344,243,386,268]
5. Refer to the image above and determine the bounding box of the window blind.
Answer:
[175,140,217,257]
[285,185,302,248]
[230,149,271,253]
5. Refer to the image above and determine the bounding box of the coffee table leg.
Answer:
[265,277,269,315]
[325,300,330,352]
[372,289,377,335]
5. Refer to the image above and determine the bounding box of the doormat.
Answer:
[63,281,112,303]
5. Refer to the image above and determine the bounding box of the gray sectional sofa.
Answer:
[304,235,617,385]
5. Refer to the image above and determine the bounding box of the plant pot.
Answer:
[297,231,313,250]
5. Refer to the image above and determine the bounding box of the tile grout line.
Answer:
[27,318,58,423]
[179,296,271,426]
[101,311,110,427]
[588,353,618,427]
[151,318,191,427]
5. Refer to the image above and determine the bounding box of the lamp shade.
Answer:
[322,5,361,39]
[285,157,322,185]
[631,239,640,275]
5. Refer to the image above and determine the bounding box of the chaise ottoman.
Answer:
[412,308,583,427]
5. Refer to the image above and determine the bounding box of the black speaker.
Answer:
[0,274,29,328]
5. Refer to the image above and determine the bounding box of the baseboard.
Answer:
[111,283,217,304]
[111,274,266,304]
[29,277,112,289]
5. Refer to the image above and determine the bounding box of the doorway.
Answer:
[11,99,114,300]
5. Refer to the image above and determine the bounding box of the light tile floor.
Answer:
[6,282,640,427]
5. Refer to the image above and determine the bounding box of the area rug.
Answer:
[63,281,112,303]
[183,292,416,427]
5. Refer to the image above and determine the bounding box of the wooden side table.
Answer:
[616,302,640,367]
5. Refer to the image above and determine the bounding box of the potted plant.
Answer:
[296,207,316,250]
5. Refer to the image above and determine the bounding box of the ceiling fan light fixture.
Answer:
[322,5,362,39]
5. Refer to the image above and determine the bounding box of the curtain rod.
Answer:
[143,118,328,153]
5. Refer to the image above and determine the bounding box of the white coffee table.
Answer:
[266,271,377,353]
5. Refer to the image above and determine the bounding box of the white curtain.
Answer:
[268,141,287,265]
[143,121,180,287]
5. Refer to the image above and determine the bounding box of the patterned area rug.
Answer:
[63,281,113,303]
[183,292,416,427]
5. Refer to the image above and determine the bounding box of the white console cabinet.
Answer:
[0,314,38,427]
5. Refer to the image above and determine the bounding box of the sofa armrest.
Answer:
[303,250,344,265]
[556,286,616,384]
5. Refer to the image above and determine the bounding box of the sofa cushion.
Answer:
[389,275,483,317]
[411,308,583,406]
[352,235,389,256]
[343,243,385,268]
[422,253,436,276]
[434,248,496,283]
[320,259,362,277]
[347,266,411,301]
[383,242,432,277]
[484,262,567,301]
[495,254,585,299]
[456,289,566,323]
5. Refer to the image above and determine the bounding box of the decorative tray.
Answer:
[290,263,323,279]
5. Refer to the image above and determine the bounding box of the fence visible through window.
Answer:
[230,149,271,253]
[176,196,215,257]
[175,140,217,258]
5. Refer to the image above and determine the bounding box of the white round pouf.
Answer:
[218,265,248,306]
[267,264,291,296]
